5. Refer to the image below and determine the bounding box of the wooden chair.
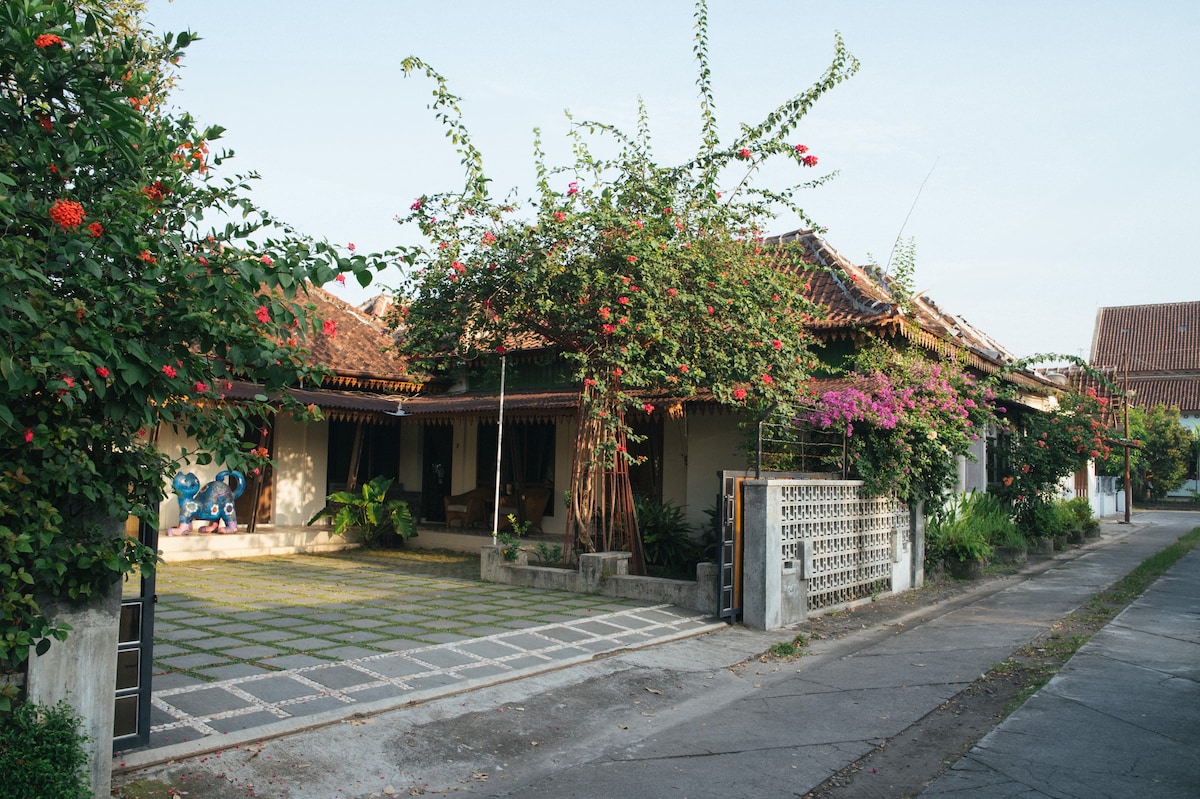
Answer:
[497,484,553,532]
[443,487,490,528]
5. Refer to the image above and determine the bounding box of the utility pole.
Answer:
[1123,353,1132,524]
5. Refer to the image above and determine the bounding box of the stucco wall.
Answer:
[273,415,328,526]
[680,411,748,533]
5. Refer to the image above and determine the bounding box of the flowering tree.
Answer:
[0,1,385,673]
[803,345,998,505]
[993,385,1112,532]
[396,2,858,564]
[1096,404,1193,500]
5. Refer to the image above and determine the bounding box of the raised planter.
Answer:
[946,556,985,580]
[1032,537,1054,556]
[993,545,1027,565]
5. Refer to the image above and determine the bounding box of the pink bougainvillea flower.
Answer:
[62,375,74,388]
[197,256,209,266]
[322,319,337,338]
[801,154,819,168]
[95,366,110,379]
[334,273,346,284]
[48,199,85,230]
[496,345,506,354]
[24,428,34,444]
[733,388,747,401]
[35,33,64,48]
[642,403,655,413]
[794,144,809,154]
[161,364,177,378]
[567,181,579,196]
[663,207,672,215]
[707,306,715,315]
[88,221,103,238]
[772,339,783,350]
[667,288,677,297]
[410,198,422,211]
[255,305,270,324]
[737,147,751,159]
[260,254,273,265]
[137,249,156,263]
[348,242,356,251]
[194,381,209,393]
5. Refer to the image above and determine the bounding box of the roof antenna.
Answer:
[885,157,938,275]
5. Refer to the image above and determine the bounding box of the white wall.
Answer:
[680,411,748,533]
[273,415,328,526]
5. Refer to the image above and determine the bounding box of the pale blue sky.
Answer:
[145,0,1200,361]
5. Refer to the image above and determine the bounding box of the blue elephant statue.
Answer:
[167,470,245,535]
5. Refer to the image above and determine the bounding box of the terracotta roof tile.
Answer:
[298,286,418,388]
[1090,301,1200,373]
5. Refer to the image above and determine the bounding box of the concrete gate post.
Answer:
[742,479,784,630]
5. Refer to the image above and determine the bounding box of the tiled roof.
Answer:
[1090,301,1200,373]
[1126,376,1200,413]
[299,286,419,390]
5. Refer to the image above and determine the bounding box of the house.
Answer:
[156,231,1060,552]
[1090,300,1200,496]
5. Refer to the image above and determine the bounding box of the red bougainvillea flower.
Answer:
[1002,476,1014,487]
[48,199,85,230]
[88,221,103,238]
[667,288,677,296]
[761,373,773,385]
[142,182,165,201]
[642,403,655,413]
[598,307,611,320]
[410,198,422,211]
[707,306,715,315]
[481,232,497,245]
[567,181,579,196]
[161,364,177,378]
[194,381,209,393]
[794,144,809,154]
[137,249,156,263]
[584,378,597,387]
[37,114,52,132]
[617,296,629,305]
[260,254,273,265]
[255,305,270,324]
[733,388,747,401]
[601,323,615,335]
[322,319,337,338]
[348,242,356,251]
[35,33,63,48]
[663,207,672,215]
[626,255,637,263]
[679,364,689,373]
[334,273,346,285]
[632,219,644,229]
[553,212,566,222]
[801,154,819,167]
[496,345,506,354]
[737,148,751,159]
[95,366,110,379]
[24,428,35,444]
[613,367,623,377]
[772,339,783,350]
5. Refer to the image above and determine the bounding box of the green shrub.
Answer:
[926,492,995,565]
[635,496,702,578]
[308,476,417,548]
[1065,497,1098,532]
[0,700,90,799]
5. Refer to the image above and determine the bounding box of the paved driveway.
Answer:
[133,548,719,755]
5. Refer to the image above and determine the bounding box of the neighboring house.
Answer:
[1090,300,1200,496]
[157,232,1062,540]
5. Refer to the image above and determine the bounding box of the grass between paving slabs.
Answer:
[794,526,1200,799]
[150,547,638,685]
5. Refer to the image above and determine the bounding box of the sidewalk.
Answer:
[922,531,1200,797]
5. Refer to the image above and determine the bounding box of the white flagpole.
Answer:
[492,355,506,543]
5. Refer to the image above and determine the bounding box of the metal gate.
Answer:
[718,472,744,622]
[113,520,157,752]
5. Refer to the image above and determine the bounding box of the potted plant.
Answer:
[308,476,416,548]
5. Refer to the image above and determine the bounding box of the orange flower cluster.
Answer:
[48,199,85,230]
[34,34,63,48]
